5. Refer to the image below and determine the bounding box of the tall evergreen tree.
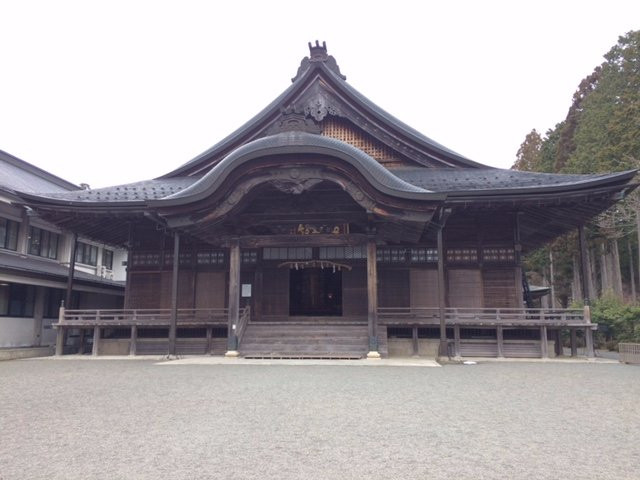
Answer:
[513,129,543,171]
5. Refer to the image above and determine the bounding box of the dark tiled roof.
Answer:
[0,251,125,289]
[35,177,198,202]
[0,150,78,193]
[21,165,635,205]
[392,167,634,193]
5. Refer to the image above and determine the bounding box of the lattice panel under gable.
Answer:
[321,118,408,167]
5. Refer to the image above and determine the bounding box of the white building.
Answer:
[0,149,125,351]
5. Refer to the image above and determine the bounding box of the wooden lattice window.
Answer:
[241,250,258,264]
[377,247,407,263]
[262,247,312,260]
[447,248,478,263]
[482,248,515,263]
[163,252,193,266]
[409,248,438,263]
[319,246,366,259]
[196,250,226,265]
[131,252,161,267]
[321,118,403,166]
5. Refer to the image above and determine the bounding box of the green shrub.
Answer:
[590,295,640,345]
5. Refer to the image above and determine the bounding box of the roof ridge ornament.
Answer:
[308,40,328,62]
[291,41,346,83]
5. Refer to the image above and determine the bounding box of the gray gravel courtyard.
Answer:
[1,358,639,480]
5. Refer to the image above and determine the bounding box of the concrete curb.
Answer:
[0,346,54,361]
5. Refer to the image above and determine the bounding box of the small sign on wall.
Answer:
[241,284,252,298]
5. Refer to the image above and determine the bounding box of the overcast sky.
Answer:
[1,1,639,188]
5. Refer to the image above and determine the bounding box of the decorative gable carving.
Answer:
[303,92,342,122]
[267,109,322,135]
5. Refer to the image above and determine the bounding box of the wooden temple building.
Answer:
[15,42,637,359]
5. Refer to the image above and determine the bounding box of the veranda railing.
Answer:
[57,308,231,326]
[377,307,588,326]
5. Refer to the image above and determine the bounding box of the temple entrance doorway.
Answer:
[289,268,342,316]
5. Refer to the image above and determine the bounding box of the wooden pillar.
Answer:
[540,325,548,358]
[570,328,578,357]
[55,328,65,356]
[129,325,137,356]
[226,240,240,356]
[77,328,86,355]
[123,222,134,309]
[32,286,45,347]
[578,226,591,305]
[411,326,419,357]
[496,325,504,358]
[253,265,263,321]
[437,226,448,356]
[65,233,78,309]
[584,305,595,357]
[579,227,595,358]
[453,324,461,358]
[514,212,524,307]
[206,326,213,355]
[555,329,563,356]
[55,304,66,356]
[92,326,100,356]
[168,232,180,356]
[366,239,380,358]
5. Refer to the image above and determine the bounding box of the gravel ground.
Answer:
[0,358,639,480]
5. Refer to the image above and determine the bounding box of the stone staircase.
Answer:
[239,323,388,359]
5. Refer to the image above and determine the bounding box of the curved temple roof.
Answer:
[158,132,438,207]
[8,42,637,252]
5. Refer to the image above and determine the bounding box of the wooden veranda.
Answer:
[55,304,595,359]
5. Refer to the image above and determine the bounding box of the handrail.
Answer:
[377,307,585,326]
[236,306,251,345]
[58,308,230,326]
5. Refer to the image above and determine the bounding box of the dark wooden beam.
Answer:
[226,240,241,355]
[237,234,369,248]
[497,325,504,358]
[124,222,134,309]
[366,239,380,358]
[579,226,595,358]
[437,225,447,357]
[92,326,100,356]
[129,326,137,356]
[65,233,78,309]
[412,326,419,357]
[168,232,180,356]
[540,326,548,358]
[578,226,591,305]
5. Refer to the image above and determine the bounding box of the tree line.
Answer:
[512,30,640,345]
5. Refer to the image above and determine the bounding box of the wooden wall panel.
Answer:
[483,269,518,308]
[128,272,162,309]
[342,266,367,316]
[159,272,173,309]
[410,268,438,308]
[378,268,410,307]
[261,267,289,316]
[177,270,195,309]
[195,271,226,308]
[448,269,483,308]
